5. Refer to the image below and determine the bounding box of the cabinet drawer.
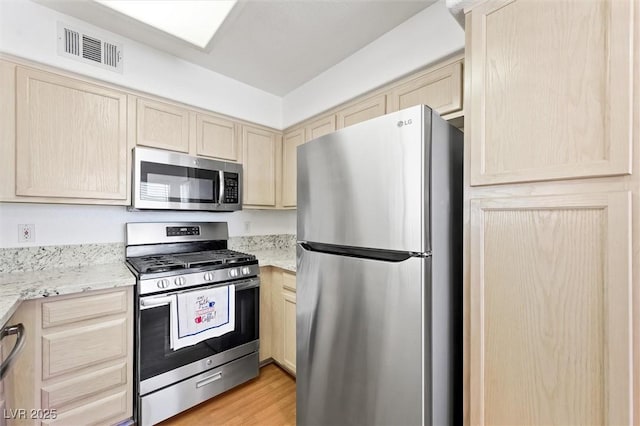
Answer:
[282,272,296,292]
[42,362,127,410]
[42,290,128,329]
[41,389,128,426]
[42,318,128,380]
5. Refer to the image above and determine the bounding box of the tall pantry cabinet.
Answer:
[463,0,638,425]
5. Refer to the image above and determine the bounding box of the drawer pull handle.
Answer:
[196,371,222,388]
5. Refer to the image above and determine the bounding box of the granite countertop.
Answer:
[0,262,135,328]
[248,248,297,273]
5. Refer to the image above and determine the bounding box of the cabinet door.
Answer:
[282,128,305,208]
[15,67,128,200]
[305,116,336,142]
[386,61,462,116]
[469,192,632,425]
[469,0,633,186]
[195,113,238,161]
[282,290,296,374]
[242,125,279,207]
[336,94,386,129]
[259,267,272,362]
[136,97,189,152]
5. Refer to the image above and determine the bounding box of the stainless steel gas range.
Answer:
[125,222,260,426]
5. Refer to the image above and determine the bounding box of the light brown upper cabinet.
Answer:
[15,67,128,201]
[305,115,336,142]
[468,0,633,186]
[469,192,632,425]
[193,113,238,161]
[242,125,281,208]
[135,97,189,153]
[281,128,305,208]
[387,60,462,116]
[336,94,386,129]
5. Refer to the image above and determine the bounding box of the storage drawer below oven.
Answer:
[140,351,259,426]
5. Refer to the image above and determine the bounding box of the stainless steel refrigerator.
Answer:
[296,105,463,426]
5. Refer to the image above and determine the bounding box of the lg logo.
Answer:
[397,119,412,127]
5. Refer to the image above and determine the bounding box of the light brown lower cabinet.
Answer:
[4,287,134,426]
[469,192,632,425]
[259,267,273,363]
[281,290,297,374]
[260,267,296,376]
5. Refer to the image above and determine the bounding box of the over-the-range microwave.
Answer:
[131,146,242,211]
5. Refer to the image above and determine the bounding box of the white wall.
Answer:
[0,0,282,129]
[282,0,464,128]
[0,203,296,248]
[0,0,294,248]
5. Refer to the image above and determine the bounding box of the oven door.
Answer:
[138,278,259,395]
[132,146,242,211]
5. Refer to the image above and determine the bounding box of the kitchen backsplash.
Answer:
[0,243,125,274]
[0,234,296,274]
[228,234,296,252]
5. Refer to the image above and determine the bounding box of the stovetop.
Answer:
[128,249,256,275]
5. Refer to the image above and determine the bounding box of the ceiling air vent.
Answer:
[64,28,80,56]
[81,35,101,63]
[57,22,123,73]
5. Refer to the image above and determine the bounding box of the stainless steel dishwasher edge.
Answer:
[0,323,26,426]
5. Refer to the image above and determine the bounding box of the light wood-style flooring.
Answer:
[160,363,296,426]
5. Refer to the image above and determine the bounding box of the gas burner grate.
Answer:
[127,255,186,274]
[128,249,256,274]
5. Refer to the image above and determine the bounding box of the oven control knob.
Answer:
[229,268,239,278]
[241,267,251,275]
[203,272,213,281]
[174,277,186,286]
[157,279,170,289]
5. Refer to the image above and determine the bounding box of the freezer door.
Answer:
[297,105,430,253]
[296,245,430,426]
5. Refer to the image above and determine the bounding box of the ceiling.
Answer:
[35,0,436,96]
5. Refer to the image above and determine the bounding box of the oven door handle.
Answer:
[140,295,175,309]
[234,278,260,291]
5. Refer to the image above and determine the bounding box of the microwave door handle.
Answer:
[218,170,225,205]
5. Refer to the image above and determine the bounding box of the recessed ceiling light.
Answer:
[94,0,236,49]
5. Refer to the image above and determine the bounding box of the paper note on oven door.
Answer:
[170,285,236,350]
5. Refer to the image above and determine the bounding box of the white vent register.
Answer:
[57,22,123,72]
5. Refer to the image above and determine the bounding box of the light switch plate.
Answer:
[18,224,35,243]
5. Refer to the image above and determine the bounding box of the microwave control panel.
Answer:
[224,173,239,204]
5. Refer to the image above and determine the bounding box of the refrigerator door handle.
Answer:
[298,241,429,262]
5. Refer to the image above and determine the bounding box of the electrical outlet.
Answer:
[244,221,251,233]
[18,224,35,243]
